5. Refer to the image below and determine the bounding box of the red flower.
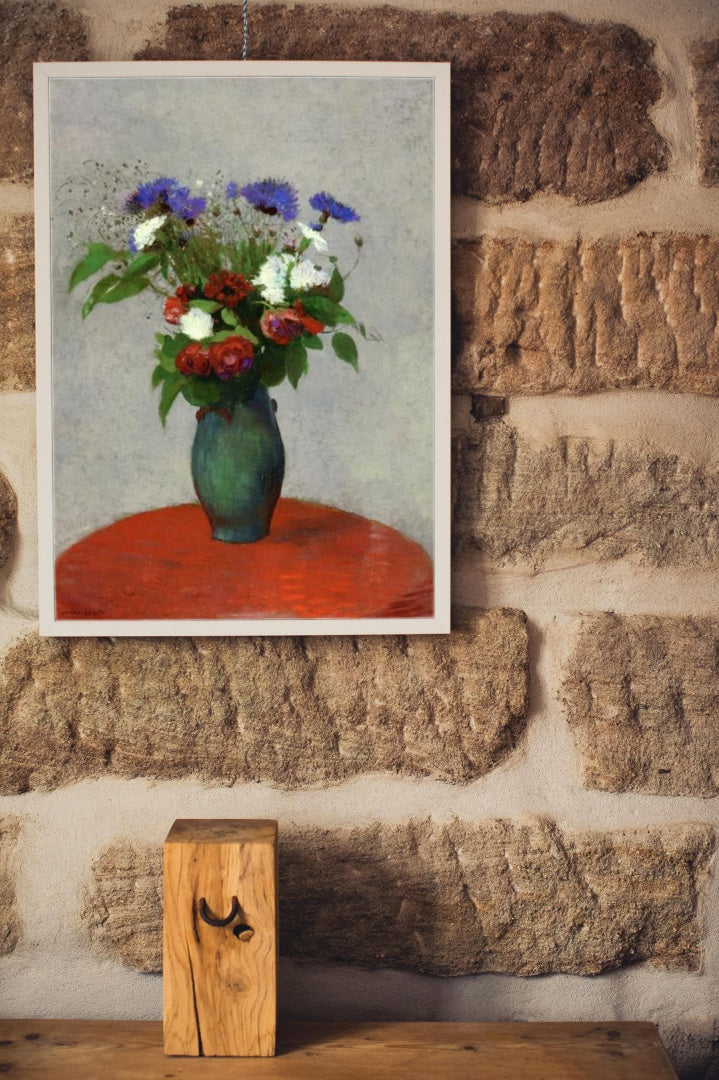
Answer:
[294,301,325,336]
[260,308,305,345]
[204,271,252,307]
[163,295,187,324]
[175,342,211,377]
[209,336,254,380]
[176,284,196,303]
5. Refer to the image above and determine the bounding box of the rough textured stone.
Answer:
[0,216,35,391]
[564,615,719,796]
[0,468,17,572]
[84,818,714,976]
[453,423,719,568]
[137,7,668,205]
[691,39,719,187]
[0,817,20,956]
[0,2,89,182]
[453,235,719,395]
[82,842,161,973]
[665,1023,719,1080]
[0,609,528,794]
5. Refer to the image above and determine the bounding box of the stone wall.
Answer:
[1,1,719,1077]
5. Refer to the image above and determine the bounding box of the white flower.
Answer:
[253,254,292,305]
[299,222,328,252]
[254,252,331,303]
[290,258,330,292]
[130,214,166,252]
[178,307,214,341]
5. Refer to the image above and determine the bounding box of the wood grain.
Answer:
[163,818,277,1056]
[0,1020,678,1078]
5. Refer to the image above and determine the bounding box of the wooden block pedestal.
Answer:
[163,818,278,1057]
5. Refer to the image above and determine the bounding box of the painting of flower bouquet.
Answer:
[34,61,450,636]
[71,174,364,543]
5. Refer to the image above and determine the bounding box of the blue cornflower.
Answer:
[126,177,177,212]
[125,177,206,221]
[226,180,239,199]
[309,191,360,223]
[167,187,207,221]
[240,179,299,221]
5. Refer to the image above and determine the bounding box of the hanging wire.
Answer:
[242,0,249,59]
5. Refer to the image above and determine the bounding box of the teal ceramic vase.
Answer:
[191,384,285,543]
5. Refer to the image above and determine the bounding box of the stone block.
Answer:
[0,1,89,182]
[453,236,719,395]
[0,609,528,793]
[137,7,668,204]
[564,614,719,796]
[0,817,20,956]
[453,423,719,568]
[664,1022,719,1080]
[691,38,719,186]
[82,841,160,973]
[0,468,17,572]
[84,818,714,976]
[0,216,35,391]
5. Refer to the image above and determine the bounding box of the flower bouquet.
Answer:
[69,175,365,542]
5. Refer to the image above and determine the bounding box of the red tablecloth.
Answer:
[55,500,434,621]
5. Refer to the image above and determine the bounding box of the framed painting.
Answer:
[34,60,450,636]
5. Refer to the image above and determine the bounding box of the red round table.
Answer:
[55,500,434,621]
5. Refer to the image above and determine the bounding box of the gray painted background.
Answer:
[48,75,436,557]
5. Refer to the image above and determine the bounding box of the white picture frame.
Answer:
[34,60,451,636]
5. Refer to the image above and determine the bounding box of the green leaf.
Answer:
[125,251,160,278]
[161,333,191,360]
[300,295,356,327]
[221,307,238,326]
[189,299,221,313]
[210,325,258,346]
[180,378,223,408]
[303,334,324,351]
[69,243,118,292]
[158,372,184,426]
[96,275,152,306]
[210,329,238,344]
[236,325,259,345]
[332,331,359,371]
[285,341,308,389]
[81,273,121,318]
[259,346,286,387]
[327,266,345,303]
[155,349,178,374]
[151,363,165,389]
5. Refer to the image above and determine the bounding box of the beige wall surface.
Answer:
[1,0,719,1077]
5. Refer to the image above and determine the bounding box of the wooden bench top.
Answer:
[0,1019,678,1078]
